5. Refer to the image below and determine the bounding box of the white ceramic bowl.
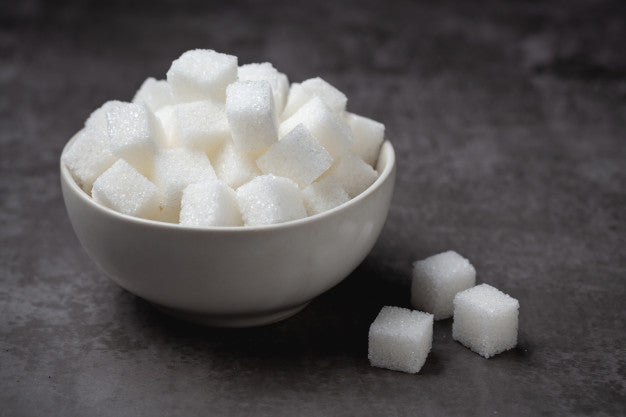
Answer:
[60,140,396,327]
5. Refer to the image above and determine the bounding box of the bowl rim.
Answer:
[60,138,396,233]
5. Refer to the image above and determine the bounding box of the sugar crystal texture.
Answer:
[256,123,332,188]
[212,139,261,189]
[411,251,476,320]
[132,78,175,112]
[236,175,306,226]
[173,100,229,155]
[452,284,520,358]
[154,105,179,148]
[279,97,353,159]
[302,176,349,216]
[167,49,238,102]
[91,159,161,219]
[179,180,242,227]
[324,151,378,198]
[226,80,278,155]
[282,78,347,119]
[106,102,161,176]
[63,122,117,193]
[238,62,289,114]
[346,112,385,167]
[152,148,217,223]
[368,306,433,374]
[85,100,122,130]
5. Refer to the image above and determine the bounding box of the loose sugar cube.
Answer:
[152,148,217,223]
[256,124,332,188]
[63,127,117,193]
[302,176,349,216]
[132,78,175,112]
[411,251,476,320]
[368,306,433,374]
[173,100,229,155]
[452,284,520,358]
[238,62,289,114]
[346,112,385,167]
[300,77,347,113]
[106,102,161,176]
[281,78,347,119]
[279,97,353,159]
[236,175,306,226]
[281,83,309,120]
[92,159,160,219]
[325,152,378,198]
[179,180,242,227]
[212,140,261,189]
[226,80,278,154]
[167,49,238,102]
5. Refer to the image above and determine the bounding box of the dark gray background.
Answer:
[1,0,625,415]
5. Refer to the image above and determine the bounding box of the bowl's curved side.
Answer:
[60,141,396,320]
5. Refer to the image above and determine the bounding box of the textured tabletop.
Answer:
[1,1,625,416]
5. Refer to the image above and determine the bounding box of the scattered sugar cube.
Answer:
[63,125,117,193]
[238,62,289,114]
[167,49,238,102]
[279,97,353,159]
[179,180,242,227]
[154,105,179,148]
[452,284,520,358]
[132,78,175,112]
[236,175,306,226]
[212,139,261,189]
[152,148,217,223]
[173,100,229,155]
[92,159,160,219]
[411,251,476,320]
[368,306,433,374]
[256,123,332,188]
[106,102,161,176]
[226,80,278,155]
[346,112,385,167]
[281,78,347,119]
[325,152,378,198]
[302,176,349,216]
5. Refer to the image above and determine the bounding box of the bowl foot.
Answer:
[154,302,310,327]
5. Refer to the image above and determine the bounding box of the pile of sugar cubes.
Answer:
[368,251,520,373]
[62,49,385,226]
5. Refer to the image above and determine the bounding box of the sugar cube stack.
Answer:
[411,251,476,320]
[63,49,385,226]
[452,284,520,358]
[368,306,434,374]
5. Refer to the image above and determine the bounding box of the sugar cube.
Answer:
[106,102,161,176]
[91,159,160,219]
[281,78,347,119]
[368,306,433,374]
[63,126,117,193]
[238,62,289,114]
[154,105,179,148]
[279,97,353,159]
[173,100,229,155]
[346,112,385,167]
[212,139,261,189]
[236,175,306,226]
[256,123,332,188]
[132,78,175,112]
[167,49,238,102]
[324,152,378,198]
[179,180,242,227]
[226,80,278,155]
[152,148,217,223]
[302,176,349,216]
[85,100,122,131]
[411,251,476,320]
[452,284,520,358]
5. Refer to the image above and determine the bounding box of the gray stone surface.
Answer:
[1,0,625,415]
